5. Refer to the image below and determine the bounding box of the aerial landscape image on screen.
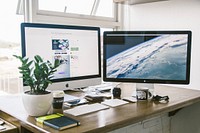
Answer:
[106,34,188,80]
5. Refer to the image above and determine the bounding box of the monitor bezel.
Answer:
[103,30,192,84]
[21,22,101,87]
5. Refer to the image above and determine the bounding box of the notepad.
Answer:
[101,99,129,107]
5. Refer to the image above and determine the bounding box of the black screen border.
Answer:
[103,30,192,84]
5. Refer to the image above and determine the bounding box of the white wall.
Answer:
[125,0,200,90]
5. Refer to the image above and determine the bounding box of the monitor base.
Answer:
[119,83,155,100]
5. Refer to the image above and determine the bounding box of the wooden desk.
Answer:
[0,85,200,133]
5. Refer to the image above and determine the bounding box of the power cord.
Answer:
[152,95,169,103]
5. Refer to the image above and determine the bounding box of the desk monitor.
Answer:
[103,31,192,91]
[21,23,101,91]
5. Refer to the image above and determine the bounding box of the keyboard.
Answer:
[63,103,109,116]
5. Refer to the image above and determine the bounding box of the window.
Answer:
[38,0,115,18]
[25,0,121,29]
[38,0,114,18]
[0,0,23,94]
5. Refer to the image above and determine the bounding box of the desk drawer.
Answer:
[0,118,18,133]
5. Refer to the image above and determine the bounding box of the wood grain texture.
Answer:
[1,85,200,133]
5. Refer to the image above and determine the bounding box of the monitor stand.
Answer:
[119,83,136,98]
[119,83,155,99]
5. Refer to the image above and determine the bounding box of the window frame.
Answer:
[24,0,122,29]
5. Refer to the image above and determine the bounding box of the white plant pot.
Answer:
[22,91,53,116]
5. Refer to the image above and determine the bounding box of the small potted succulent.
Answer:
[14,55,60,116]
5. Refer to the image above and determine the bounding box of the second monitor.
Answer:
[103,30,192,91]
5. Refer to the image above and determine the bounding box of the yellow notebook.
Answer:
[36,113,63,124]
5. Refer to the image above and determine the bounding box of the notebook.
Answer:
[36,113,80,130]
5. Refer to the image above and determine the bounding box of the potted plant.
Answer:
[14,55,60,116]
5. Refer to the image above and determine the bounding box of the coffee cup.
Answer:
[136,87,149,100]
[52,91,64,109]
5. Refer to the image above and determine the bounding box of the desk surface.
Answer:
[1,85,200,133]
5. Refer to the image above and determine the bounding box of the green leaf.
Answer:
[34,55,43,63]
[13,55,23,60]
[20,58,29,66]
[26,60,33,68]
[54,59,60,68]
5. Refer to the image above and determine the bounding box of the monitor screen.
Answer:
[21,23,101,91]
[103,31,192,85]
